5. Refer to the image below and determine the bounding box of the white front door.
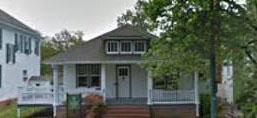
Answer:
[117,66,131,98]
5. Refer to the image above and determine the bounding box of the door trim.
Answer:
[115,65,131,98]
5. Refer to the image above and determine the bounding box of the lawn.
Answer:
[0,102,43,118]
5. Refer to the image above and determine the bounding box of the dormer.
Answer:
[105,40,147,55]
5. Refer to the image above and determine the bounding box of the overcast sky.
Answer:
[0,0,138,40]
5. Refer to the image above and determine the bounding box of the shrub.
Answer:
[200,94,211,118]
[84,94,106,118]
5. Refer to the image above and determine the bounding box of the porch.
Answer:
[17,63,199,117]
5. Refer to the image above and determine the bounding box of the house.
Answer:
[0,9,41,102]
[42,24,200,117]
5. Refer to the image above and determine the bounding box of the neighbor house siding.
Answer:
[0,28,40,101]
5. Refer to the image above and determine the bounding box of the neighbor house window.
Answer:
[6,44,15,64]
[120,41,132,54]
[34,40,40,56]
[24,36,30,54]
[0,29,2,50]
[23,70,28,81]
[106,41,119,54]
[134,41,146,54]
[76,64,101,88]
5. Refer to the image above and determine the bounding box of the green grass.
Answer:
[0,102,43,118]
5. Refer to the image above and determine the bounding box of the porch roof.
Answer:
[44,25,157,65]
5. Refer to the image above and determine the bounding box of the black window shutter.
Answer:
[12,45,15,63]
[0,29,2,50]
[6,44,9,63]
[14,33,18,52]
[29,38,32,54]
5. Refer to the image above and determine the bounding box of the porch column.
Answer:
[52,65,59,117]
[101,64,106,102]
[194,72,200,117]
[147,71,153,105]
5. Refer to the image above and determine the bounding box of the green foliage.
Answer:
[118,0,257,116]
[41,29,84,76]
[0,102,42,118]
[200,94,211,118]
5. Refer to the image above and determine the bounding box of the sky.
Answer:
[0,0,138,40]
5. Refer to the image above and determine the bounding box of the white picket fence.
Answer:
[150,89,196,104]
[17,86,54,105]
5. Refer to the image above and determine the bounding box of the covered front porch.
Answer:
[17,62,200,117]
[51,63,199,106]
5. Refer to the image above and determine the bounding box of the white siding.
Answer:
[63,64,76,90]
[105,64,147,98]
[105,64,116,98]
[0,29,40,101]
[131,64,147,97]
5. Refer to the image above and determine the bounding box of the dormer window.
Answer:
[134,41,146,54]
[120,41,132,54]
[106,41,119,54]
[106,40,147,54]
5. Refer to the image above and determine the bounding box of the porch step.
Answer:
[103,105,150,118]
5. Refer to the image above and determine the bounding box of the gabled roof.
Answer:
[44,24,157,64]
[0,9,40,37]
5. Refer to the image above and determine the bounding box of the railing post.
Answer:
[101,64,106,103]
[194,72,200,117]
[52,65,59,117]
[147,71,153,105]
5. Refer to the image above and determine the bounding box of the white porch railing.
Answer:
[17,86,54,105]
[149,89,196,104]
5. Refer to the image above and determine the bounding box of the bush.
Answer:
[200,94,211,118]
[84,94,106,118]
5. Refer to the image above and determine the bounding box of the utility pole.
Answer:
[210,0,220,117]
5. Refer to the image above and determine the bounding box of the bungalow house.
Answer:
[43,24,200,117]
[0,9,41,103]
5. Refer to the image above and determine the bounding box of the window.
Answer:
[153,75,179,90]
[24,36,30,54]
[19,35,23,52]
[34,40,40,56]
[120,41,132,53]
[0,65,1,88]
[23,70,28,81]
[6,44,15,64]
[76,64,101,88]
[106,41,119,54]
[0,29,2,50]
[134,41,146,53]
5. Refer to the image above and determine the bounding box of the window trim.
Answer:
[76,64,101,88]
[120,41,133,54]
[133,41,146,54]
[106,40,119,54]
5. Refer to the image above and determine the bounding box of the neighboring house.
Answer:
[0,9,41,102]
[41,25,200,117]
[218,63,234,103]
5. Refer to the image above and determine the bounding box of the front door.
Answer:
[116,65,131,98]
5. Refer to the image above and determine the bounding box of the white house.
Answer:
[0,9,41,102]
[42,25,200,117]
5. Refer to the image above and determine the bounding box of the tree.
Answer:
[118,0,257,117]
[117,0,152,30]
[41,30,84,76]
